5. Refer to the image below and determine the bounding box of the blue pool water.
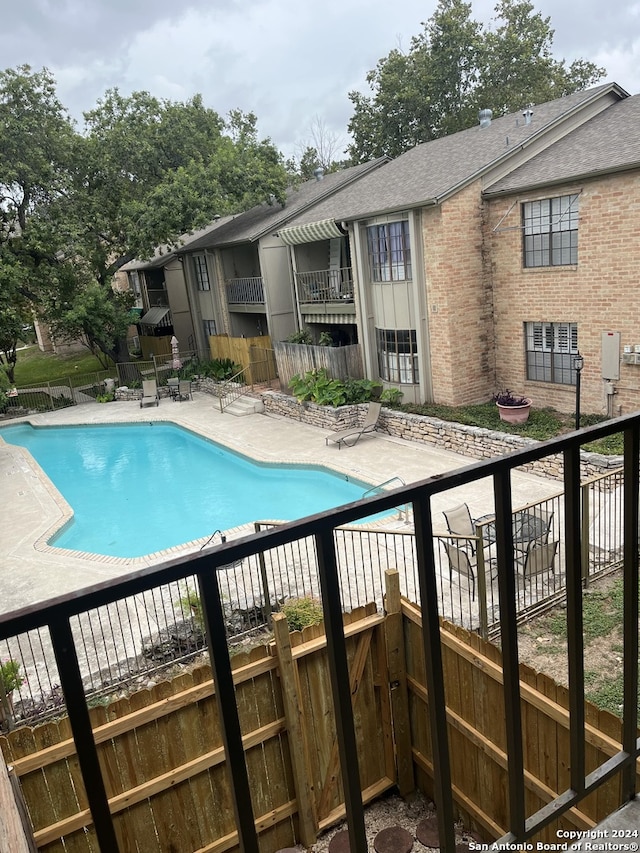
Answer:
[1,422,379,558]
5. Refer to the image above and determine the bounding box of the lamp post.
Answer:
[573,352,584,430]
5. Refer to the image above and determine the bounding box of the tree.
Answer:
[0,68,290,366]
[290,115,348,178]
[0,65,77,380]
[347,0,605,161]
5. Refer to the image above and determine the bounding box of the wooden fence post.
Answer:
[0,759,35,853]
[272,614,318,847]
[384,570,415,796]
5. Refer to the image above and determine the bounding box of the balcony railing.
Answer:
[226,276,264,304]
[1,414,639,851]
[296,267,354,302]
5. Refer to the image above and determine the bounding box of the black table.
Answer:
[476,510,549,548]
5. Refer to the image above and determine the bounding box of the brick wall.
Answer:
[422,182,495,406]
[488,170,640,416]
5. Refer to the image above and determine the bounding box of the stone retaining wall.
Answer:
[260,391,622,483]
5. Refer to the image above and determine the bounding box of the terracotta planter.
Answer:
[496,399,532,424]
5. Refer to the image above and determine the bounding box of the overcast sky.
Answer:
[3,0,639,159]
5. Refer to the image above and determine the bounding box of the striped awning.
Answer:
[278,218,345,245]
[139,306,171,326]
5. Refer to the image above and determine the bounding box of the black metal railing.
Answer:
[0,480,631,727]
[0,414,639,851]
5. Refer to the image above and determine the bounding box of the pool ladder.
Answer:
[362,476,411,522]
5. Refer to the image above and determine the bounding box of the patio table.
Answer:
[475,510,549,549]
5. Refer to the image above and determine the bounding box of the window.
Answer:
[192,254,210,290]
[522,194,578,267]
[376,329,419,384]
[367,220,411,281]
[203,319,216,337]
[128,271,141,297]
[525,322,578,384]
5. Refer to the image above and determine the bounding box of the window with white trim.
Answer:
[192,254,210,290]
[525,322,578,384]
[522,194,579,267]
[366,220,411,281]
[376,328,419,384]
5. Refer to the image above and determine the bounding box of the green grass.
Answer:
[14,346,114,387]
[532,578,639,714]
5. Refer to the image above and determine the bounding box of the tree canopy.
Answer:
[347,0,606,161]
[0,65,290,367]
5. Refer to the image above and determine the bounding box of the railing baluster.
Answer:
[493,468,526,838]
[198,562,260,853]
[564,443,586,793]
[412,493,456,852]
[622,424,639,800]
[315,527,367,852]
[49,616,120,852]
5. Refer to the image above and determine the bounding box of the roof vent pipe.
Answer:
[478,108,493,128]
[523,107,533,125]
[313,166,324,180]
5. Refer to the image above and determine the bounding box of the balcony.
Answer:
[1,415,639,851]
[226,276,264,306]
[296,268,355,317]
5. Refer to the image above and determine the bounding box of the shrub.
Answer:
[281,597,323,631]
[286,329,313,345]
[1,659,24,693]
[380,388,404,405]
[185,358,242,381]
[179,587,204,630]
[290,369,384,408]
[289,368,346,407]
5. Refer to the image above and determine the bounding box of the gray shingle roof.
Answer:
[484,92,640,195]
[179,158,387,252]
[279,83,628,227]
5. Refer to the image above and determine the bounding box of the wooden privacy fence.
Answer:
[0,603,394,852]
[208,335,277,384]
[274,342,363,391]
[1,574,637,851]
[402,597,638,842]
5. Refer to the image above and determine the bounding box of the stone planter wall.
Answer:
[260,391,622,483]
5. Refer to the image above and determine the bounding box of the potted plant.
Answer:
[493,389,532,424]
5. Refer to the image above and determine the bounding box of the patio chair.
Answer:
[442,540,477,599]
[175,379,192,402]
[443,502,477,553]
[516,539,558,584]
[325,401,382,449]
[140,379,159,408]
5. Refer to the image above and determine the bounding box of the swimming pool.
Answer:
[1,422,380,558]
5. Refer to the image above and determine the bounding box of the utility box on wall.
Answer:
[602,331,620,380]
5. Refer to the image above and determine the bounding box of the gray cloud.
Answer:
[3,0,638,157]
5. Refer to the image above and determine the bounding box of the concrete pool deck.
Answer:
[0,390,561,615]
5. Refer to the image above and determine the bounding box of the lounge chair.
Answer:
[325,401,382,449]
[140,379,159,407]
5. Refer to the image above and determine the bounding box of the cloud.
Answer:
[3,0,640,158]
